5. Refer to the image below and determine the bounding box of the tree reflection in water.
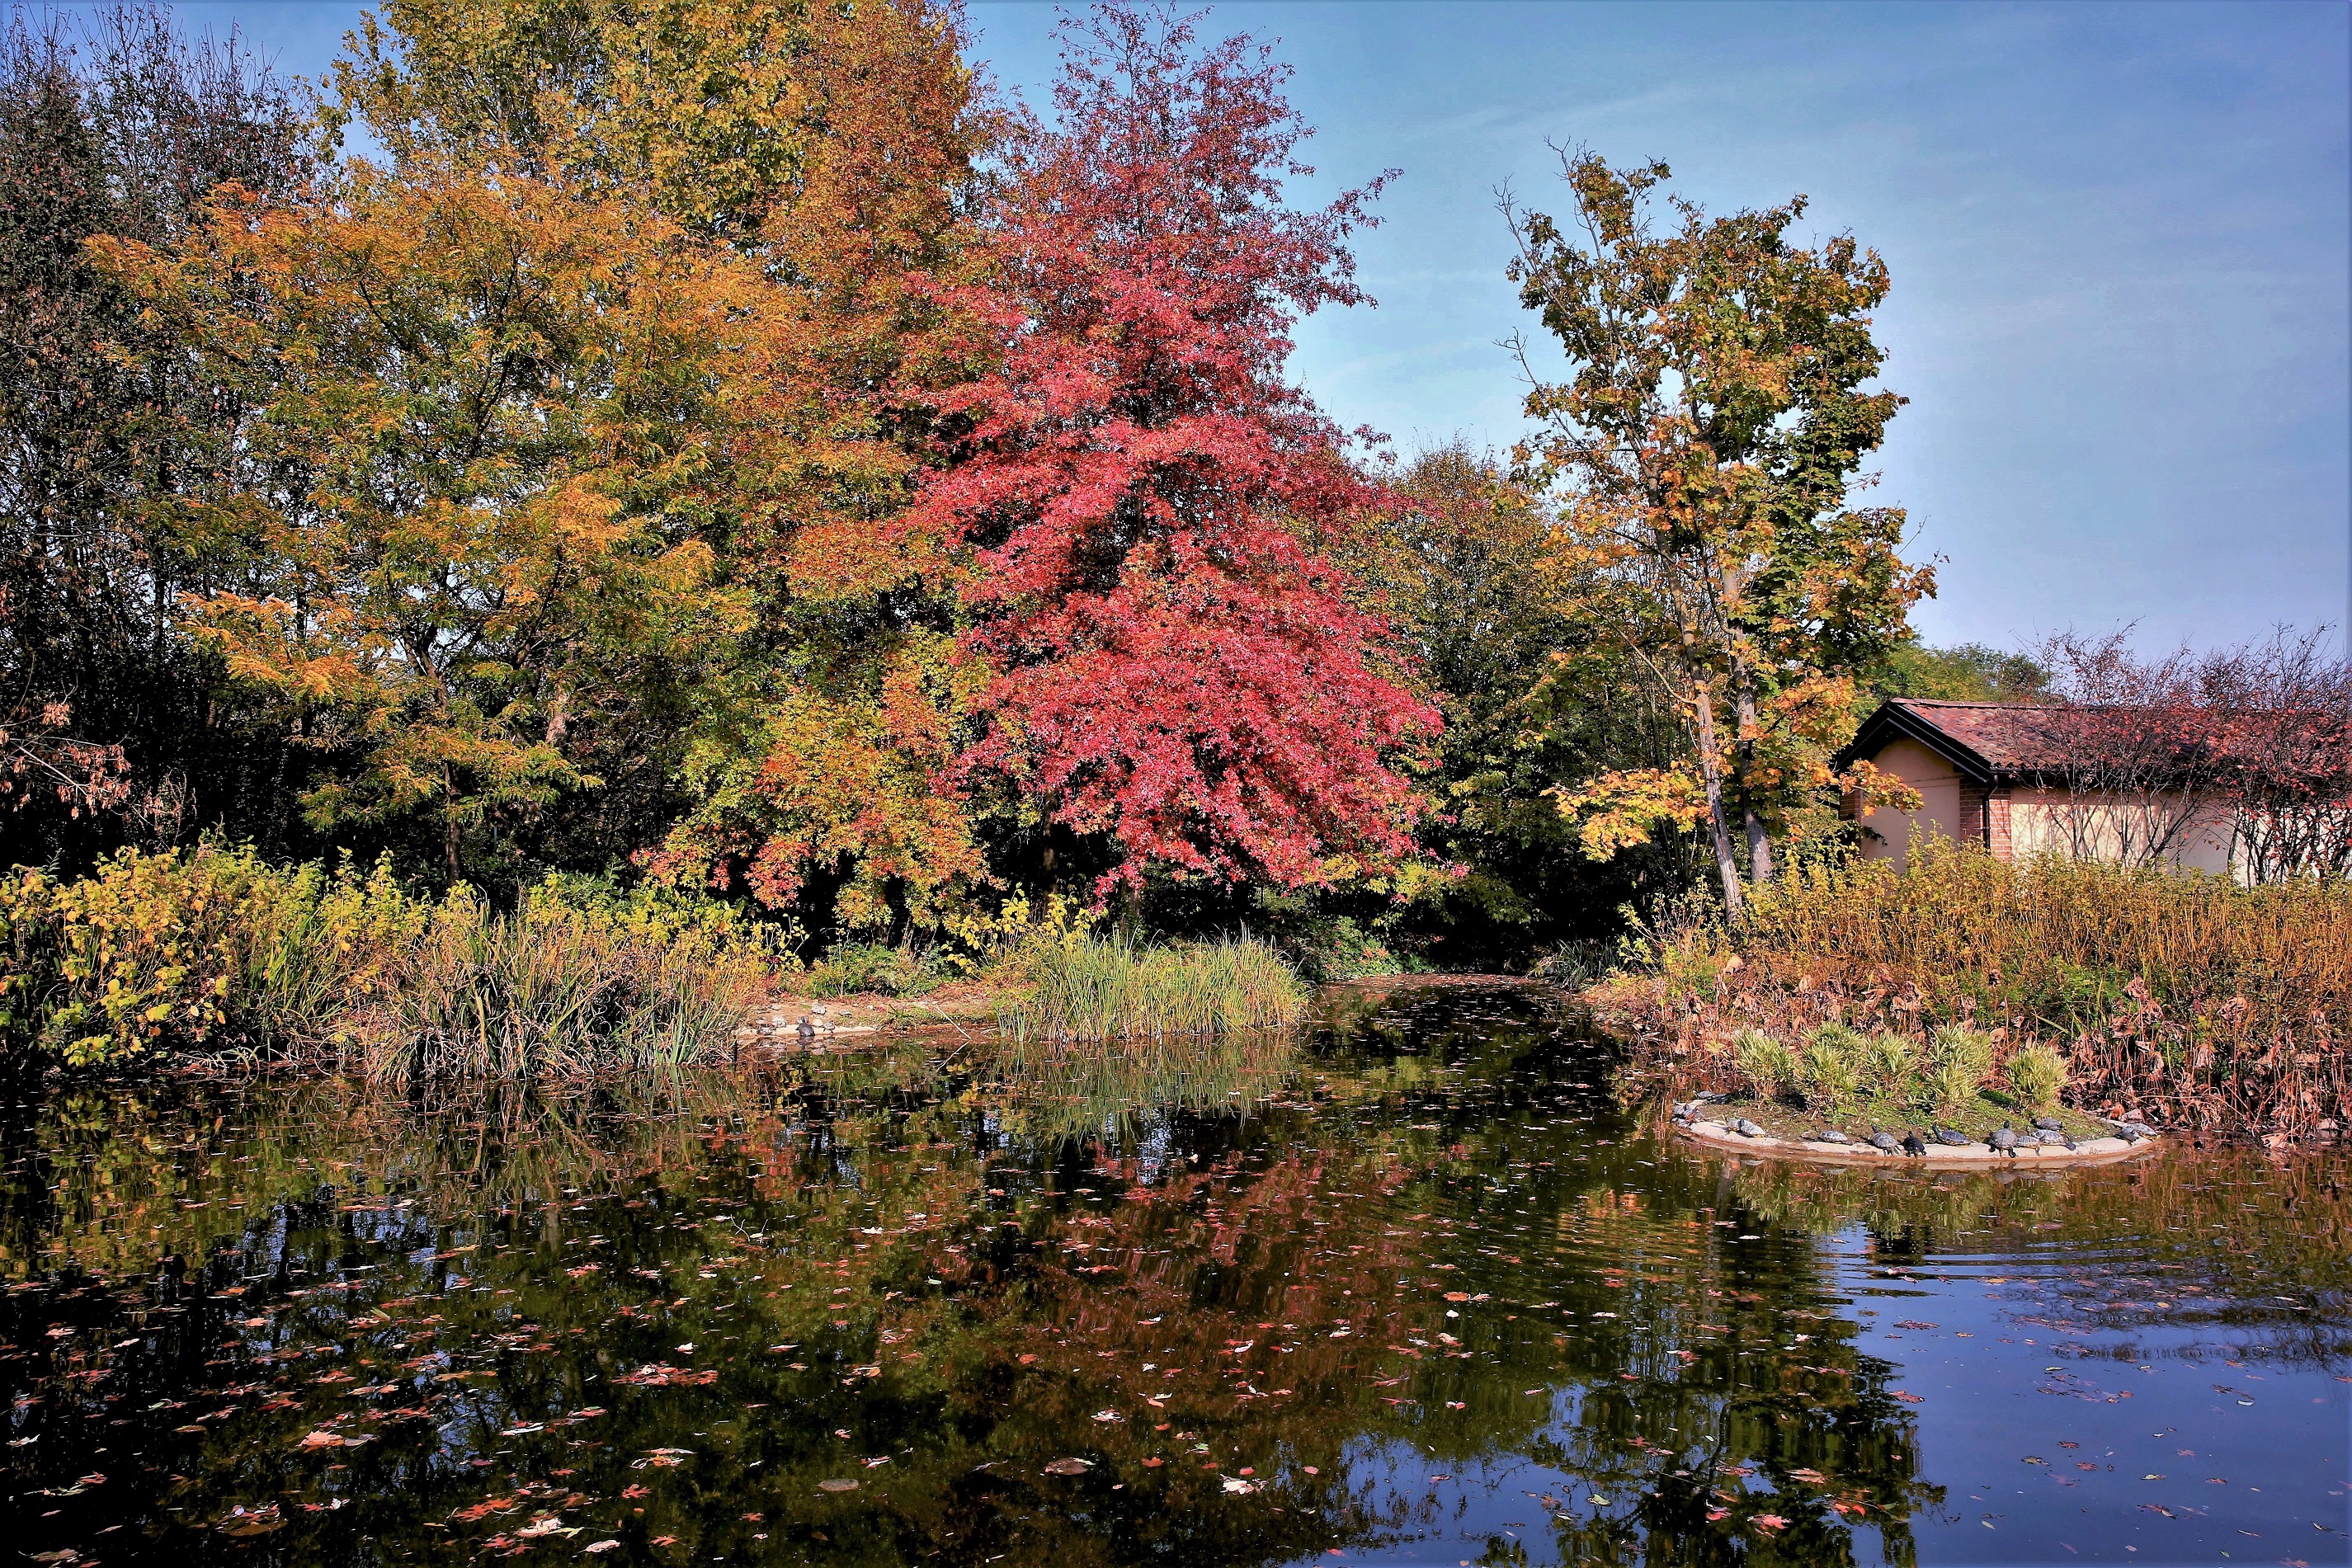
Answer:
[0,983,2340,1565]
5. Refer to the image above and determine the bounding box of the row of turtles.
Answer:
[1671,1093,2159,1156]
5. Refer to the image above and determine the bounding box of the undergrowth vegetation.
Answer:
[806,943,945,1000]
[0,846,775,1076]
[1590,836,2352,1133]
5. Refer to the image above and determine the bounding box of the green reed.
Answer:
[356,888,766,1084]
[997,932,1307,1043]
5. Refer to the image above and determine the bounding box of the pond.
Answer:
[3,982,2347,1566]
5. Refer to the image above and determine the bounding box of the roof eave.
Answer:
[1836,701,2001,786]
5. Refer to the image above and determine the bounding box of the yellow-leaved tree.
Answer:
[102,151,755,880]
[105,0,1000,922]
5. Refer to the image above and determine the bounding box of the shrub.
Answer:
[1001,933,1306,1043]
[1921,1024,1995,1112]
[1294,916,1404,983]
[1731,1029,1800,1102]
[808,942,940,998]
[2006,1041,2069,1112]
[1798,1024,1864,1110]
[0,848,777,1076]
[0,845,426,1067]
[1861,1031,1915,1099]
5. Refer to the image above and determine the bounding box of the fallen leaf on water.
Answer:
[817,1478,859,1494]
[215,1506,283,1537]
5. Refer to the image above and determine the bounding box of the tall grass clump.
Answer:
[1746,836,2351,1048]
[1861,1031,1915,1099]
[356,887,768,1085]
[2006,1041,2068,1113]
[1000,933,1306,1043]
[1797,1024,1865,1111]
[1921,1024,1995,1114]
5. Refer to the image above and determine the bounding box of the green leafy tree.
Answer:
[1507,152,1931,917]
[1339,445,1686,960]
[1878,638,2051,703]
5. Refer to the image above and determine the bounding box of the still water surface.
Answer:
[3,983,2347,1566]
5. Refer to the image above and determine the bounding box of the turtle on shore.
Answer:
[1869,1128,1901,1153]
[2034,1116,2064,1132]
[1990,1124,2019,1156]
[1902,1130,1928,1157]
[1812,1128,1853,1144]
[1732,1118,1766,1137]
[1933,1126,1972,1147]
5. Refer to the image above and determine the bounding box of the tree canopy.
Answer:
[0,1,2048,961]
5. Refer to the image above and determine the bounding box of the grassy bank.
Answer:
[0,845,772,1079]
[997,933,1308,1043]
[1588,839,2352,1136]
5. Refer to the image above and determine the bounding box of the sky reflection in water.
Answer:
[2,983,2346,1566]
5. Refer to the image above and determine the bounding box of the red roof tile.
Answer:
[1883,699,2082,773]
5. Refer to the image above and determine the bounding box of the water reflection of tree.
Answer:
[5,1016,1949,1568]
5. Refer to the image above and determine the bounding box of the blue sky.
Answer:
[176,1,2352,653]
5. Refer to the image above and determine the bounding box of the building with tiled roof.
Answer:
[1832,699,2235,873]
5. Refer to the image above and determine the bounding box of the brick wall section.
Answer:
[1987,787,2013,861]
[1957,784,1987,849]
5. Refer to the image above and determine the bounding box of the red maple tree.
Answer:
[909,3,1438,897]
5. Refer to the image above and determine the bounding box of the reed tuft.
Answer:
[998,933,1307,1043]
[355,888,766,1085]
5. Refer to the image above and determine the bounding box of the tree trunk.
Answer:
[443,762,460,884]
[1690,681,1746,921]
[1733,659,1775,885]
